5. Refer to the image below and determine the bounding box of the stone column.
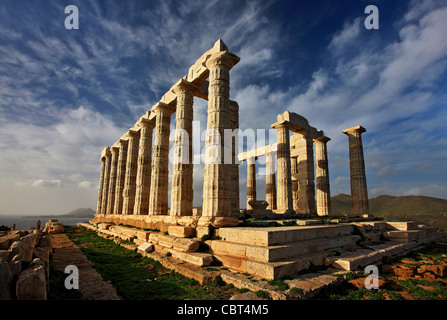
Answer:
[272,122,293,213]
[314,136,332,216]
[113,139,128,215]
[134,119,155,215]
[265,150,277,210]
[106,146,119,215]
[295,132,317,216]
[122,130,140,215]
[291,156,299,212]
[96,150,107,215]
[100,147,111,215]
[149,102,175,215]
[202,50,239,217]
[170,80,195,216]
[228,100,240,215]
[343,125,369,217]
[246,156,256,210]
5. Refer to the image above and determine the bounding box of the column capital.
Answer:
[100,147,111,160]
[205,51,240,70]
[314,136,331,144]
[126,129,140,138]
[110,146,119,154]
[271,121,292,131]
[149,101,176,119]
[343,125,366,135]
[172,78,199,96]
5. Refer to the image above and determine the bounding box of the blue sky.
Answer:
[0,0,446,215]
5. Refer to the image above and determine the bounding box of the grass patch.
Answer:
[267,279,289,291]
[64,226,242,300]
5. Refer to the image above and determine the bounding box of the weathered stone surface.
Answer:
[168,225,195,238]
[173,238,200,252]
[8,254,22,277]
[0,232,20,250]
[9,233,37,261]
[43,221,64,234]
[137,242,154,253]
[230,292,265,300]
[285,273,342,298]
[16,264,47,300]
[0,262,13,300]
[0,250,9,262]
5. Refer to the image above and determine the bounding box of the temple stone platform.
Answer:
[80,217,443,283]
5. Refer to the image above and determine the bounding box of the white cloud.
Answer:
[31,179,62,188]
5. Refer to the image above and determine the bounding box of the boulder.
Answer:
[0,250,10,262]
[0,262,13,300]
[8,254,22,277]
[43,221,64,234]
[33,247,51,281]
[9,233,37,261]
[16,264,47,300]
[0,232,21,250]
[39,235,52,248]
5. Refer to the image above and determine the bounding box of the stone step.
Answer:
[385,221,418,231]
[217,224,354,246]
[214,251,328,280]
[208,234,360,263]
[329,242,415,271]
[383,230,421,242]
[152,244,213,267]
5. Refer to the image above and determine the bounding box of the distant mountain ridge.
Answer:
[331,193,447,233]
[23,208,95,218]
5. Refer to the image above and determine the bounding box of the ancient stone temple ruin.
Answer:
[89,40,443,286]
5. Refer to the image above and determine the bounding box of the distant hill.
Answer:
[331,194,447,233]
[24,208,95,218]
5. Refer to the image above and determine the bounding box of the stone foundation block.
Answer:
[168,226,195,238]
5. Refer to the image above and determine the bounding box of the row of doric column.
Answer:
[96,41,240,218]
[241,129,331,216]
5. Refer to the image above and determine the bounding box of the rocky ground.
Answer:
[316,242,447,300]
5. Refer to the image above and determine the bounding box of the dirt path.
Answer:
[50,233,121,300]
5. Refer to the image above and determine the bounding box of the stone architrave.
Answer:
[96,150,107,215]
[265,150,277,210]
[134,118,155,215]
[122,130,140,215]
[170,80,196,216]
[202,50,240,217]
[295,131,317,216]
[100,147,111,215]
[314,136,332,216]
[343,125,369,217]
[149,102,176,215]
[246,156,256,210]
[113,139,128,215]
[271,122,293,213]
[106,147,119,215]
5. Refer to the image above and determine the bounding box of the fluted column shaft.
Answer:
[170,82,195,216]
[202,51,239,217]
[113,140,128,214]
[228,100,240,215]
[344,126,369,217]
[296,132,317,215]
[315,136,332,216]
[122,131,140,215]
[291,156,299,212]
[96,156,106,215]
[273,123,293,212]
[246,157,256,210]
[149,103,175,215]
[265,151,277,210]
[134,121,155,215]
[106,147,119,215]
[100,148,111,215]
